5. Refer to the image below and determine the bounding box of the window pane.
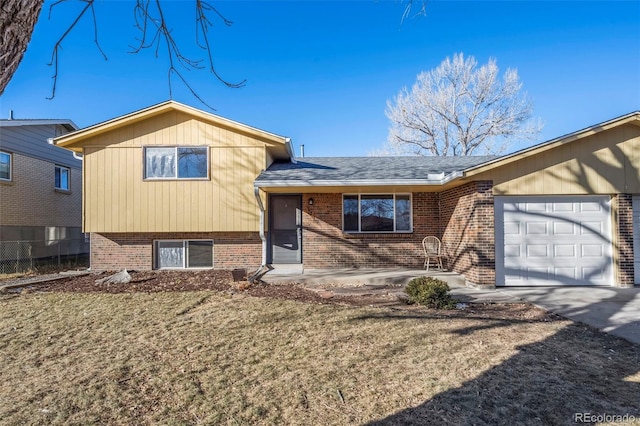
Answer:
[55,167,69,190]
[395,195,411,231]
[187,241,213,268]
[0,152,10,180]
[361,195,394,232]
[156,241,184,268]
[146,148,176,178]
[178,147,208,178]
[343,195,359,231]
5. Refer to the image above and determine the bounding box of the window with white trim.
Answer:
[0,151,11,181]
[55,165,70,190]
[154,240,213,269]
[144,147,209,179]
[343,194,412,232]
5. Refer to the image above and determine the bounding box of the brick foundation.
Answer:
[90,232,261,271]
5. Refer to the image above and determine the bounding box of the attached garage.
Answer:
[495,196,614,286]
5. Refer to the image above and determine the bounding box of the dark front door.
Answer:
[269,195,302,264]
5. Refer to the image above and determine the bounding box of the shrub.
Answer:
[405,277,457,309]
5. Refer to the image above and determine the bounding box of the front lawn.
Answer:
[0,289,638,425]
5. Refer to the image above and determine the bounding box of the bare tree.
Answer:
[0,0,244,108]
[0,0,428,105]
[0,0,45,95]
[384,53,541,156]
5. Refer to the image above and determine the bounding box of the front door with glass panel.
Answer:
[269,195,302,264]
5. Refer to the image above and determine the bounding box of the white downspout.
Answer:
[249,185,268,283]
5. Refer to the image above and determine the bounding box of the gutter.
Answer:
[48,137,83,160]
[248,185,268,283]
[255,171,464,188]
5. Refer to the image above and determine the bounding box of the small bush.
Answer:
[405,277,457,309]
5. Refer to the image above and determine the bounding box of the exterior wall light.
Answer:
[308,198,314,205]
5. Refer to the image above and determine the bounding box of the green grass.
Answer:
[0,291,638,425]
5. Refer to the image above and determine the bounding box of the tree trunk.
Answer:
[0,0,44,95]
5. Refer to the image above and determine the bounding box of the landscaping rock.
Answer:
[95,269,131,285]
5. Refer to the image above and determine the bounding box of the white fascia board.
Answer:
[0,119,79,130]
[256,171,462,187]
[285,138,297,164]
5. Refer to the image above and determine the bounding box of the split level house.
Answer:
[53,101,640,288]
[0,117,87,262]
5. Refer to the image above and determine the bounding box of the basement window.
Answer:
[154,240,213,269]
[343,194,412,233]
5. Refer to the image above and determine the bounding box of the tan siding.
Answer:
[478,124,640,195]
[83,114,267,232]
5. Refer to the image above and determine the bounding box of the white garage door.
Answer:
[633,196,640,285]
[495,196,613,286]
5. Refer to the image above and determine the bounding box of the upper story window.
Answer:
[0,151,11,181]
[144,147,209,179]
[55,165,70,190]
[343,194,412,233]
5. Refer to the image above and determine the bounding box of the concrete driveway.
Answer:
[452,285,640,345]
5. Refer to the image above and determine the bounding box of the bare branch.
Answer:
[195,0,246,88]
[47,0,107,100]
[401,0,428,23]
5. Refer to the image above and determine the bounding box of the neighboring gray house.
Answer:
[0,116,87,266]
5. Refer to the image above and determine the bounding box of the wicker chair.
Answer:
[422,236,444,271]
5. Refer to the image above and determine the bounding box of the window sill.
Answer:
[55,188,72,194]
[343,230,414,235]
[143,178,210,182]
[0,179,13,185]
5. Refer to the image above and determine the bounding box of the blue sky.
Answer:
[1,0,639,156]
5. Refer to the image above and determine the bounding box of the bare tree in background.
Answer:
[384,53,541,156]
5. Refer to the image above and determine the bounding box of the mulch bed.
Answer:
[2,269,561,322]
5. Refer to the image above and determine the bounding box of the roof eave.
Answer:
[53,100,289,149]
[255,171,463,188]
[464,111,640,177]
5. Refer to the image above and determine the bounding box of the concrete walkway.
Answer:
[263,267,640,345]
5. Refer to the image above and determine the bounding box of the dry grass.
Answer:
[0,291,638,425]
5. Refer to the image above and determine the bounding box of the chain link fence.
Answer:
[0,238,90,274]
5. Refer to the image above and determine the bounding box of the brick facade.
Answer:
[616,194,635,287]
[91,232,261,271]
[0,153,82,228]
[302,192,439,268]
[90,185,636,289]
[439,181,495,287]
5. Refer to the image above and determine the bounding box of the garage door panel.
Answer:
[580,201,605,212]
[526,202,547,212]
[581,221,603,234]
[496,196,613,286]
[582,244,603,257]
[504,222,521,235]
[526,245,548,257]
[554,244,576,257]
[553,222,574,234]
[554,267,577,279]
[526,222,547,235]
